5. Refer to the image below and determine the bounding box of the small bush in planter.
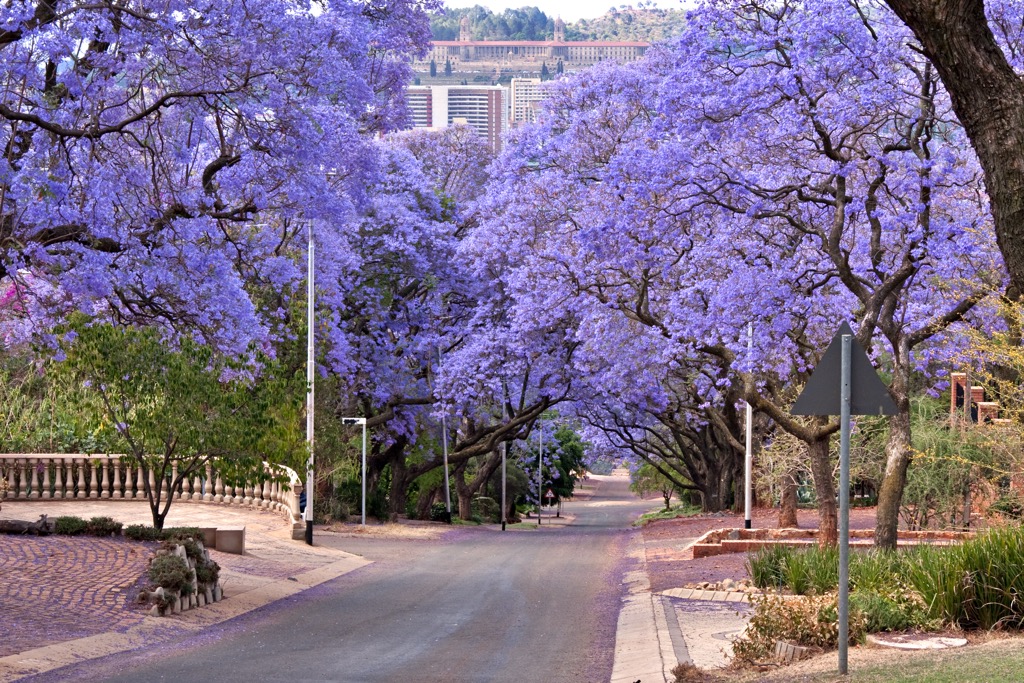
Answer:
[195,559,221,586]
[85,516,123,536]
[163,526,202,542]
[148,554,193,595]
[124,524,164,541]
[53,516,88,536]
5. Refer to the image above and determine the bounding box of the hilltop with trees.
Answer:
[430,5,687,43]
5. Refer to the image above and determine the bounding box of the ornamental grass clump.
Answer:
[909,526,1024,629]
[746,544,792,590]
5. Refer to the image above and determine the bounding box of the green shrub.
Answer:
[124,524,165,541]
[53,516,88,536]
[472,496,500,523]
[163,526,202,541]
[148,554,193,595]
[990,493,1024,520]
[429,501,451,522]
[746,544,792,590]
[850,585,934,633]
[732,592,866,662]
[195,559,220,586]
[85,516,122,536]
[163,537,204,562]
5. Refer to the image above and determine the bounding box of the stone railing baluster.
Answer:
[57,456,69,499]
[41,458,52,499]
[203,464,214,502]
[135,463,146,500]
[112,459,123,499]
[6,462,16,500]
[100,459,111,499]
[75,458,88,499]
[28,458,40,499]
[90,460,101,499]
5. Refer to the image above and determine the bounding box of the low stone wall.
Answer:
[691,527,976,558]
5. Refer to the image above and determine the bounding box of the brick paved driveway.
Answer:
[0,535,151,657]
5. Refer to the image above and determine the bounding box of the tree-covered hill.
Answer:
[430,5,687,43]
[566,6,687,41]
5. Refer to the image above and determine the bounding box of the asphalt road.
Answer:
[33,474,652,683]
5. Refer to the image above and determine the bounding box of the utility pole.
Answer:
[537,425,543,525]
[304,220,315,546]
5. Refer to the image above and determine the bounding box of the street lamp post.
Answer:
[438,348,452,523]
[537,425,543,526]
[342,418,368,526]
[305,220,316,546]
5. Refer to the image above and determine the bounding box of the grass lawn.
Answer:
[632,503,701,526]
[732,635,1024,682]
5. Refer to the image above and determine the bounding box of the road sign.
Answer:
[545,488,554,500]
[790,322,895,677]
[791,321,897,416]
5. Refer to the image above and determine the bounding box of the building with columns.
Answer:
[424,16,649,70]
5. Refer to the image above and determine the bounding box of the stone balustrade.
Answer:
[0,454,302,526]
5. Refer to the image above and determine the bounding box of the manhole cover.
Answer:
[866,633,968,650]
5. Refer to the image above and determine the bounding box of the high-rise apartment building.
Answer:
[509,78,552,127]
[404,85,510,152]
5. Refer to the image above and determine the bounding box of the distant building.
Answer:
[509,78,552,127]
[405,85,509,152]
[423,16,649,70]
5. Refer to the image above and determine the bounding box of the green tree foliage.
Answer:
[444,57,452,76]
[61,323,304,529]
[431,6,554,41]
[564,7,686,42]
[630,462,681,511]
[429,59,437,77]
[0,351,113,453]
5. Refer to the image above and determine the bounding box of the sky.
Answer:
[438,1,689,23]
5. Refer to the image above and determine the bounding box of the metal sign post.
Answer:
[745,321,753,530]
[838,335,852,675]
[792,322,896,677]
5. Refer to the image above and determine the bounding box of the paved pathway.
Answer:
[0,536,151,657]
[0,501,368,682]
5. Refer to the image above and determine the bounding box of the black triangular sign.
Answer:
[791,322,898,416]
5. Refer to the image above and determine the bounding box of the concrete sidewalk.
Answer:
[0,501,369,682]
[610,525,751,682]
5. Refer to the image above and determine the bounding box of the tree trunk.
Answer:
[806,435,837,547]
[453,461,473,521]
[778,468,799,528]
[699,459,728,512]
[883,0,1024,299]
[387,454,408,522]
[875,407,913,549]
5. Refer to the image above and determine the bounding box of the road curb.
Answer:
[610,529,677,683]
